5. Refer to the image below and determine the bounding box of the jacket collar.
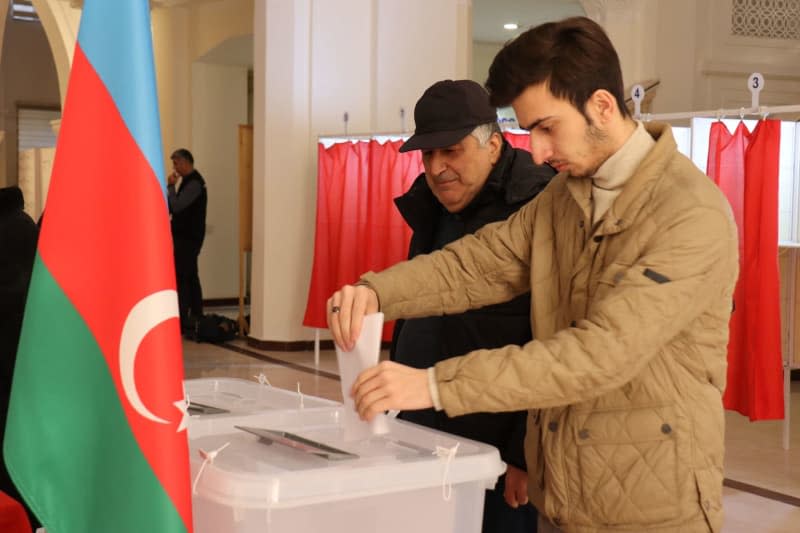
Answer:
[601,122,675,234]
[461,140,525,214]
[395,140,548,231]
[566,122,676,236]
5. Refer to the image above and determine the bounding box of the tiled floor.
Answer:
[183,336,800,532]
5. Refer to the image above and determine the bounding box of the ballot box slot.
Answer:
[235,425,359,461]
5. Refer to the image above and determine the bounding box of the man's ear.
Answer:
[488,132,503,164]
[586,89,618,124]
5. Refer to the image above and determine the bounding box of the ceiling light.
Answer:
[504,23,518,31]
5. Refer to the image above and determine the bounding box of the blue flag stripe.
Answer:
[77,0,166,198]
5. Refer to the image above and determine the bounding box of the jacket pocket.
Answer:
[526,410,547,513]
[574,405,680,525]
[592,261,630,301]
[694,467,723,533]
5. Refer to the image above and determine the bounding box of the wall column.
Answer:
[250,0,471,344]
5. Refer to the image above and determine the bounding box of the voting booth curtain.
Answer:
[706,119,784,421]
[303,139,421,340]
[303,132,533,341]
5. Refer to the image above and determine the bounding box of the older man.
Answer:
[390,79,554,533]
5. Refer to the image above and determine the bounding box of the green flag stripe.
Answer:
[3,255,187,533]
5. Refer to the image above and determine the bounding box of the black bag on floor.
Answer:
[193,313,238,343]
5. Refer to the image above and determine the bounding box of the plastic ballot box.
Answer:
[184,377,338,417]
[189,407,505,533]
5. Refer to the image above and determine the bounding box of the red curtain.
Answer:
[303,139,421,340]
[707,120,784,420]
[503,131,531,151]
[304,132,529,341]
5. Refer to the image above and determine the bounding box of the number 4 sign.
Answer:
[631,84,645,118]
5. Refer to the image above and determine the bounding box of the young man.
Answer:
[392,79,554,532]
[168,148,207,333]
[329,17,738,533]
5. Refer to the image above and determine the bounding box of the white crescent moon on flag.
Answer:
[119,289,179,424]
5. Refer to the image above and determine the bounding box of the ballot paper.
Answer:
[335,312,390,438]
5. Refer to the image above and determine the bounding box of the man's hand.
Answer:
[327,284,379,351]
[167,171,179,186]
[503,464,529,508]
[351,361,432,421]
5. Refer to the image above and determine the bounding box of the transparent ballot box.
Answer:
[189,407,504,533]
[184,377,338,417]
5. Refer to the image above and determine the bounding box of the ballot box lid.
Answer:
[184,377,338,417]
[189,407,504,510]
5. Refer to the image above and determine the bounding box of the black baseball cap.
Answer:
[399,79,498,153]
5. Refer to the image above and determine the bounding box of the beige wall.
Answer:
[151,0,252,301]
[250,0,472,343]
[191,61,248,299]
[251,0,313,343]
[651,0,700,115]
[471,40,500,87]
[151,0,252,172]
[374,0,471,133]
[152,6,193,170]
[0,16,60,187]
[190,0,253,61]
[602,0,800,117]
[152,0,252,173]
[32,0,80,107]
[593,0,659,90]
[695,0,800,112]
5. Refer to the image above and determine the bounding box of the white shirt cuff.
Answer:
[427,367,443,411]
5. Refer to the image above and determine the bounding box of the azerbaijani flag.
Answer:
[3,1,193,532]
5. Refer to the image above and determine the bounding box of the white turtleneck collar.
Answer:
[591,121,655,224]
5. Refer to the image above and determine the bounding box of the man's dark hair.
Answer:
[486,16,630,120]
[171,148,194,164]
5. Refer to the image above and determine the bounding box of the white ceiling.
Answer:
[473,0,585,43]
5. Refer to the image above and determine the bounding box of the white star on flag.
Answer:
[174,398,190,433]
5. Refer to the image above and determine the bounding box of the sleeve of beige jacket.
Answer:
[361,194,538,320]
[363,191,737,416]
[432,205,738,416]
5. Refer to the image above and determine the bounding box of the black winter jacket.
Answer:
[391,140,554,469]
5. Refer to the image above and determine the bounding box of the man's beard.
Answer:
[570,121,612,179]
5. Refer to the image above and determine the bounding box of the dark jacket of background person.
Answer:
[169,168,208,328]
[0,186,40,528]
[169,169,207,247]
[391,140,555,469]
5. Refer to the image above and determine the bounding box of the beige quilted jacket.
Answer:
[363,123,738,532]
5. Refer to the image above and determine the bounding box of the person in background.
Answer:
[390,79,554,533]
[168,148,207,334]
[329,16,738,533]
[0,186,40,529]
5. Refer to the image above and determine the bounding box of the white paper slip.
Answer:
[336,312,390,438]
